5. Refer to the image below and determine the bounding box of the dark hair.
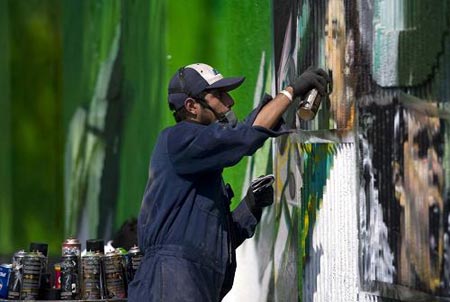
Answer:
[171,95,209,123]
[173,107,190,122]
[111,218,138,250]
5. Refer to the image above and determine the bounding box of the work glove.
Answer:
[290,67,331,98]
[244,182,274,211]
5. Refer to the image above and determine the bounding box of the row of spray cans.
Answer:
[0,237,142,300]
[59,237,143,300]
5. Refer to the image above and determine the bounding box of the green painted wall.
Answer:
[0,0,12,251]
[0,0,273,255]
[3,0,63,254]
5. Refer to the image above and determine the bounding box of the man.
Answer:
[128,63,330,301]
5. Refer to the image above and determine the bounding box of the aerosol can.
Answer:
[297,69,333,121]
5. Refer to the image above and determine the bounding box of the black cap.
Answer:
[86,239,104,254]
[168,63,245,111]
[29,242,48,256]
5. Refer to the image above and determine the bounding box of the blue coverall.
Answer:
[128,95,286,301]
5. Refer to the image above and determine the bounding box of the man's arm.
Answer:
[252,86,294,129]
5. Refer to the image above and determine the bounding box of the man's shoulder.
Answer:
[162,121,206,144]
[167,120,205,133]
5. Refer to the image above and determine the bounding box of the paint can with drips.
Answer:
[60,254,80,300]
[297,69,333,121]
[127,245,142,282]
[8,250,26,300]
[103,250,127,299]
[20,251,44,300]
[81,252,103,300]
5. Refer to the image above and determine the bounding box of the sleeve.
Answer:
[168,122,270,175]
[243,93,292,136]
[229,198,262,249]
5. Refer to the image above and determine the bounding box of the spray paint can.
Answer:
[116,247,129,294]
[297,69,333,121]
[0,264,12,299]
[29,242,48,272]
[127,245,142,282]
[103,250,127,298]
[7,250,26,300]
[81,252,103,300]
[20,251,44,300]
[60,254,80,300]
[61,237,81,299]
[297,88,322,121]
[86,239,106,298]
[54,263,61,289]
[29,242,51,299]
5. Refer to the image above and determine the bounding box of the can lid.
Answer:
[105,249,120,257]
[86,239,105,254]
[63,237,80,245]
[30,242,48,256]
[128,245,141,254]
[14,250,27,258]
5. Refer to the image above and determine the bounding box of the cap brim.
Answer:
[205,76,245,92]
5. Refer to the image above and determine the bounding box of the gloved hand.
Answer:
[290,67,331,98]
[244,184,274,210]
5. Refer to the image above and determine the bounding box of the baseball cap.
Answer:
[168,63,245,111]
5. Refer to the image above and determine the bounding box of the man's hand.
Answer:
[290,67,331,98]
[245,184,274,210]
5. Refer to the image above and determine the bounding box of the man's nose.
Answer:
[222,93,234,108]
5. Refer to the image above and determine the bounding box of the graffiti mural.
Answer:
[360,95,450,296]
[230,0,450,301]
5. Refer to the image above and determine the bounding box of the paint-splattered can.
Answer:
[81,252,103,300]
[127,245,142,282]
[62,237,81,257]
[20,251,44,300]
[60,254,80,300]
[103,251,126,299]
[7,250,26,300]
[0,264,12,299]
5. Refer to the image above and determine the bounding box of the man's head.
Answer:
[168,63,245,124]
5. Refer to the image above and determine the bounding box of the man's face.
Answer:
[199,90,234,124]
[399,112,444,289]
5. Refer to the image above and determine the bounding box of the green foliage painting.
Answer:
[0,0,272,256]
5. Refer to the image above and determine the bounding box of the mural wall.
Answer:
[1,0,450,301]
[228,0,450,301]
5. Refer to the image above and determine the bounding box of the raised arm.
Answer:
[253,67,331,129]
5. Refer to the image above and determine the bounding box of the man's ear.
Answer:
[184,98,198,115]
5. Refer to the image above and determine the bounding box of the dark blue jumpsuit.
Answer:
[128,96,286,301]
